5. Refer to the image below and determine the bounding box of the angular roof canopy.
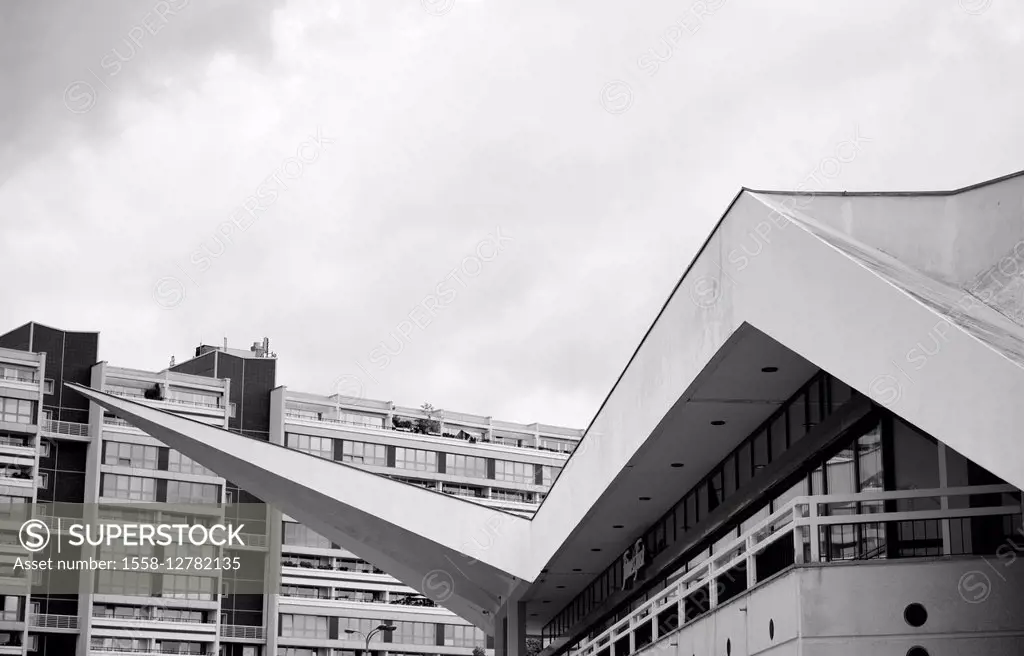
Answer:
[70,170,1024,637]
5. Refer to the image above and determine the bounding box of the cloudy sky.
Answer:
[1,0,1021,429]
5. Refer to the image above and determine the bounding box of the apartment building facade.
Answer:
[0,322,581,656]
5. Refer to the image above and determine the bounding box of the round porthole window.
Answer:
[904,603,928,628]
[769,619,775,640]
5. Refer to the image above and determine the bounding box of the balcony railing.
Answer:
[30,613,79,629]
[569,484,1022,656]
[0,372,38,384]
[220,625,265,639]
[0,435,32,448]
[42,419,90,438]
[283,411,577,456]
[92,610,211,625]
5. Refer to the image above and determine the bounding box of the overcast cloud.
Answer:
[1,0,1022,429]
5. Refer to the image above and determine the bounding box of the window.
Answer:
[104,442,158,470]
[0,596,19,621]
[281,614,329,639]
[394,448,437,472]
[445,454,487,479]
[445,624,486,647]
[36,473,48,489]
[542,465,562,486]
[101,474,156,501]
[392,621,435,645]
[441,483,485,498]
[0,365,36,384]
[228,402,237,418]
[166,481,220,504]
[0,397,36,424]
[167,450,215,476]
[286,433,335,460]
[341,441,386,466]
[43,379,54,395]
[166,388,221,408]
[494,460,534,484]
[283,522,332,549]
[39,440,50,458]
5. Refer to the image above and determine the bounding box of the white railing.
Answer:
[220,624,265,639]
[0,436,32,448]
[42,419,90,437]
[30,613,79,629]
[571,485,1021,656]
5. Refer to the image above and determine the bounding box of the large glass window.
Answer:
[103,442,158,470]
[444,624,485,647]
[280,614,328,639]
[394,448,437,472]
[342,441,387,466]
[542,465,562,486]
[286,433,335,460]
[495,460,533,484]
[445,454,487,479]
[167,450,216,476]
[283,522,332,549]
[166,481,219,504]
[101,474,155,501]
[392,621,435,645]
[0,365,37,384]
[0,398,35,424]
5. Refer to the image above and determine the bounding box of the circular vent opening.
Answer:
[904,603,928,628]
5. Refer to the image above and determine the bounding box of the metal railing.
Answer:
[220,625,265,639]
[570,485,1021,656]
[0,436,32,448]
[43,419,90,437]
[30,614,79,629]
[92,610,211,625]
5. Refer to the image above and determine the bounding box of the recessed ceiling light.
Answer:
[530,613,538,617]
[572,568,582,572]
[556,585,565,589]
[591,548,601,552]
[541,569,548,574]
[670,463,684,468]
[761,366,779,373]
[543,600,551,604]
[613,524,624,529]
[710,420,726,426]
[639,496,651,501]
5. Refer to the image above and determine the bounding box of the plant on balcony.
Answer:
[473,647,487,656]
[415,403,441,435]
[526,638,543,656]
[393,416,414,431]
[143,385,163,400]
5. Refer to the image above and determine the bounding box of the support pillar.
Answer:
[494,606,507,656]
[507,601,527,656]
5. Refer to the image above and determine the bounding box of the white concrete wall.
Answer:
[638,559,1024,656]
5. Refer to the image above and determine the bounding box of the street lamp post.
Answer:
[345,623,395,656]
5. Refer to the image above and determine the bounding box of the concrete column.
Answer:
[494,607,507,656]
[507,601,527,656]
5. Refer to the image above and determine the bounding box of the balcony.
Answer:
[568,484,1022,656]
[220,624,265,640]
[0,371,38,385]
[42,419,90,439]
[283,411,576,457]
[29,613,80,631]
